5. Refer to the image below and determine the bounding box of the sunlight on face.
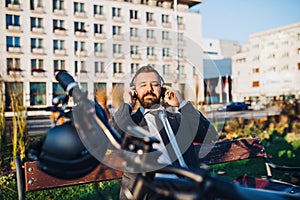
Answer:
[134,72,162,108]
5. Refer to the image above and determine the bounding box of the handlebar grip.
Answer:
[55,71,77,93]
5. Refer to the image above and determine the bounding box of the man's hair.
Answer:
[130,65,164,87]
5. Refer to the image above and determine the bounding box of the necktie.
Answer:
[146,109,188,169]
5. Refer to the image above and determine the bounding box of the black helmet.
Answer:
[37,121,99,179]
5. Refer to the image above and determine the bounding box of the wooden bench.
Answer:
[15,137,300,199]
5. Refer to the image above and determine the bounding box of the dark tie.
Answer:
[147,109,188,169]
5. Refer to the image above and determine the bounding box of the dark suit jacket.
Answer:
[111,101,218,199]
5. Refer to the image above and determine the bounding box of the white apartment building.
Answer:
[0,0,203,110]
[232,22,300,103]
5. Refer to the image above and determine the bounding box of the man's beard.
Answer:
[138,91,161,109]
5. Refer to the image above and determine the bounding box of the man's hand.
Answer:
[162,86,184,107]
[124,87,137,108]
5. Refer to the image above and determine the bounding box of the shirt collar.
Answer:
[140,105,164,116]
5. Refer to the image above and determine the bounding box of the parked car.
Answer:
[218,102,249,111]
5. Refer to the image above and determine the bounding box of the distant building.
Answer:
[202,38,241,103]
[232,22,300,103]
[0,0,205,110]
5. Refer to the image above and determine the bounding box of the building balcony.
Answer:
[113,53,124,59]
[32,27,44,34]
[76,50,87,57]
[148,0,156,6]
[178,4,189,12]
[113,72,124,78]
[94,14,106,21]
[162,56,173,62]
[95,52,106,57]
[131,53,141,60]
[146,37,156,43]
[8,25,21,32]
[53,8,66,15]
[112,16,124,23]
[7,3,21,10]
[31,68,46,76]
[54,49,66,56]
[7,67,23,75]
[162,39,172,45]
[113,34,124,41]
[32,48,44,54]
[75,29,87,37]
[95,32,106,39]
[178,23,186,30]
[54,27,67,35]
[147,54,157,61]
[130,18,140,24]
[130,36,140,42]
[162,22,172,29]
[32,7,45,13]
[8,47,22,53]
[54,69,66,74]
[146,20,156,27]
[74,11,86,18]
[95,72,108,79]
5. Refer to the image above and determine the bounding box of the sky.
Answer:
[190,0,300,44]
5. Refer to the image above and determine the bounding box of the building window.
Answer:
[94,5,103,15]
[53,60,65,72]
[162,14,169,23]
[298,33,300,41]
[113,44,122,54]
[113,62,123,74]
[177,16,183,25]
[146,29,154,39]
[94,24,103,34]
[129,10,138,19]
[298,63,300,70]
[95,61,105,73]
[6,14,20,28]
[31,59,44,72]
[53,0,64,11]
[297,48,300,55]
[30,82,46,105]
[75,61,86,73]
[162,31,169,40]
[6,36,20,50]
[147,46,155,56]
[130,27,138,37]
[94,43,104,53]
[5,82,23,108]
[112,7,121,17]
[178,33,184,41]
[112,25,122,36]
[252,81,259,87]
[31,38,43,51]
[130,45,139,55]
[131,63,139,74]
[53,19,65,31]
[30,0,43,10]
[162,64,171,75]
[53,40,65,51]
[7,58,21,72]
[74,41,85,53]
[162,48,170,57]
[178,49,184,58]
[74,2,85,13]
[94,83,106,93]
[252,68,259,73]
[146,12,154,22]
[31,17,43,29]
[53,83,65,98]
[6,0,20,7]
[74,21,86,32]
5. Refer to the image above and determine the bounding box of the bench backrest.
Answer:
[196,137,266,165]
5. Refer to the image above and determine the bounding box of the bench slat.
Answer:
[25,160,123,192]
[197,138,266,165]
